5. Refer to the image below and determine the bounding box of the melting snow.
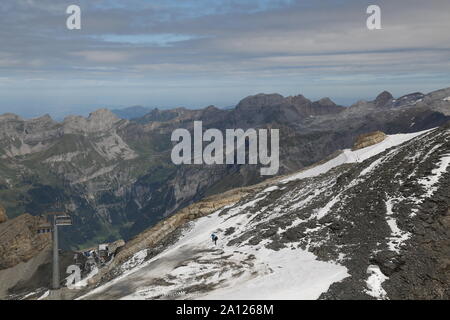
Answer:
[37,290,50,300]
[365,265,388,299]
[359,157,384,176]
[203,247,347,300]
[385,198,410,253]
[417,153,450,198]
[283,129,434,183]
[263,186,279,193]
[121,249,148,272]
[314,195,341,220]
[82,200,348,300]
[21,291,39,300]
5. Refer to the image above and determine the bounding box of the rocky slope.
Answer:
[0,87,449,250]
[77,123,450,300]
[0,207,68,299]
[0,211,51,270]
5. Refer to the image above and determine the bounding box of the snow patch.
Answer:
[202,247,348,300]
[263,186,279,193]
[37,290,50,300]
[283,129,433,183]
[82,199,348,300]
[385,198,410,253]
[417,153,450,198]
[121,249,148,272]
[365,265,388,299]
[359,158,384,176]
[314,195,340,220]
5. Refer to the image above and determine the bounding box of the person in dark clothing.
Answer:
[211,233,218,245]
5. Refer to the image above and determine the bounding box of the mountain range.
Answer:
[0,87,449,251]
[111,106,154,120]
[73,121,450,300]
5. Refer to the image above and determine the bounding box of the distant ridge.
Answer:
[111,106,154,120]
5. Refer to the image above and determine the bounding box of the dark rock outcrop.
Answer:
[374,91,394,108]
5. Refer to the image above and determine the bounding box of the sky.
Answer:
[0,0,449,119]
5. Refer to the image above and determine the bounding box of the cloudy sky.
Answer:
[0,0,449,118]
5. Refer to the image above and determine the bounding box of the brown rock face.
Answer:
[352,131,387,151]
[0,214,51,270]
[0,206,7,224]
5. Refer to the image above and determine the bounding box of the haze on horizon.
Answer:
[0,0,449,119]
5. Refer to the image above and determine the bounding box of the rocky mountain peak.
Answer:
[204,105,219,112]
[427,86,450,100]
[236,93,285,110]
[350,100,369,108]
[315,97,336,107]
[0,113,23,122]
[63,108,121,133]
[31,114,53,121]
[390,92,425,108]
[88,108,119,123]
[374,91,394,107]
[25,114,57,130]
[285,94,310,106]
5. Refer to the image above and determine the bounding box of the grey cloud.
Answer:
[0,0,449,117]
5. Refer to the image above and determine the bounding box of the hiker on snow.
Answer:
[211,233,218,245]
